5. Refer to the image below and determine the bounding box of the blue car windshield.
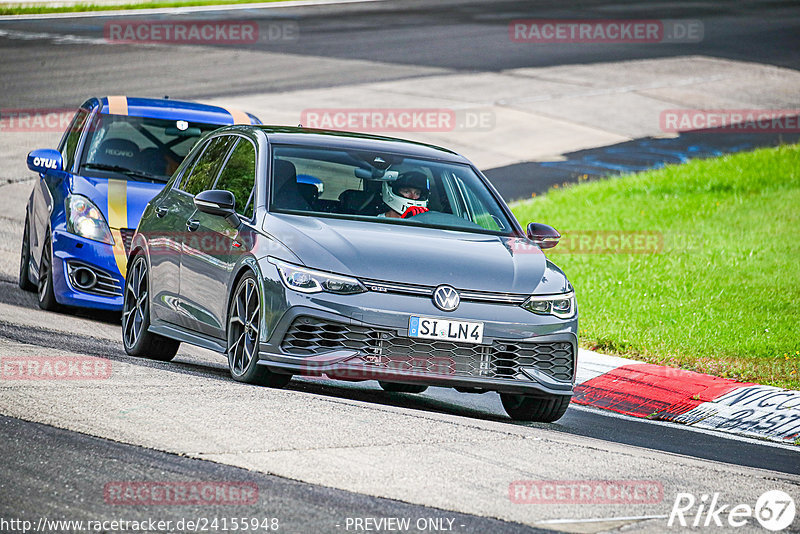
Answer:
[79,113,222,182]
[270,145,516,236]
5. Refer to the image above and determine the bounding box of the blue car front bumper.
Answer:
[51,229,125,311]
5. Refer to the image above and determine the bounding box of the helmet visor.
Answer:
[391,171,429,201]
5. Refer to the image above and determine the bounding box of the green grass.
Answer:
[511,144,800,390]
[0,0,288,16]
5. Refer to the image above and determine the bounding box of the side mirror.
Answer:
[526,222,561,249]
[27,149,63,174]
[194,189,240,226]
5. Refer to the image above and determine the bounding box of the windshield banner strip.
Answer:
[106,95,129,116]
[107,179,128,277]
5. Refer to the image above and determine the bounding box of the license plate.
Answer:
[408,316,484,344]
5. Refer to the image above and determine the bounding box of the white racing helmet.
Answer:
[381,171,429,215]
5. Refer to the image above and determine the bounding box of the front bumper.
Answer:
[51,229,124,310]
[258,302,578,397]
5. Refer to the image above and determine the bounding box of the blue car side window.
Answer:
[59,109,90,173]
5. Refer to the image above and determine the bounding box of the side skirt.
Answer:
[148,320,227,353]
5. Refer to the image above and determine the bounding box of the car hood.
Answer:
[265,213,570,295]
[69,174,166,229]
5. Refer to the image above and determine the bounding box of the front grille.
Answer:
[360,279,528,305]
[119,228,135,255]
[281,317,573,382]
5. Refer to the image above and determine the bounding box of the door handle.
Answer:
[155,206,168,218]
[186,219,199,231]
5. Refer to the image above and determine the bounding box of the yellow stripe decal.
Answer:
[223,106,250,125]
[107,179,128,277]
[107,95,128,116]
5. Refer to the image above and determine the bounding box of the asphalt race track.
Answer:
[0,415,552,533]
[1,1,799,533]
[1,0,800,108]
[1,275,798,475]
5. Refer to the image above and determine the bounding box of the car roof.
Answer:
[252,126,469,163]
[83,96,259,125]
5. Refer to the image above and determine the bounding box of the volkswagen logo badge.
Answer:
[433,285,460,312]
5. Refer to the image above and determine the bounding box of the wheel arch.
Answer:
[126,245,147,275]
[128,229,151,269]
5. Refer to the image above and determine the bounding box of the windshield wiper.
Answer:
[81,163,166,182]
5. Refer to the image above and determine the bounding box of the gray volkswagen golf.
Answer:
[123,125,578,422]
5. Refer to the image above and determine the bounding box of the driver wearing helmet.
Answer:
[380,170,430,219]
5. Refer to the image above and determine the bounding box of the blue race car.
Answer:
[19,96,261,312]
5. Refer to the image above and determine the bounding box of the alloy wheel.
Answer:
[37,240,51,302]
[19,216,35,291]
[228,277,260,377]
[123,256,148,349]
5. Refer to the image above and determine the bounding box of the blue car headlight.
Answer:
[270,258,366,295]
[65,194,114,245]
[522,291,576,319]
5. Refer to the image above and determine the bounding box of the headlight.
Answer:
[65,194,114,245]
[522,291,576,319]
[270,258,366,295]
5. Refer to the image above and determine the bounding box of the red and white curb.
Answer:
[573,349,800,445]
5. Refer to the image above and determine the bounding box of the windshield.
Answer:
[270,145,516,236]
[79,113,223,182]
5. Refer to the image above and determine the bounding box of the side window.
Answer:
[179,135,236,196]
[171,142,204,189]
[59,109,90,172]
[214,138,257,219]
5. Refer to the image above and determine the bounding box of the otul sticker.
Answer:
[32,157,59,170]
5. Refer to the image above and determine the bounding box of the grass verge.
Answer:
[0,0,289,16]
[511,144,800,390]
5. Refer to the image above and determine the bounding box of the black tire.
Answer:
[378,381,429,394]
[122,254,180,361]
[500,393,570,422]
[37,234,60,311]
[19,215,36,291]
[227,273,291,387]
